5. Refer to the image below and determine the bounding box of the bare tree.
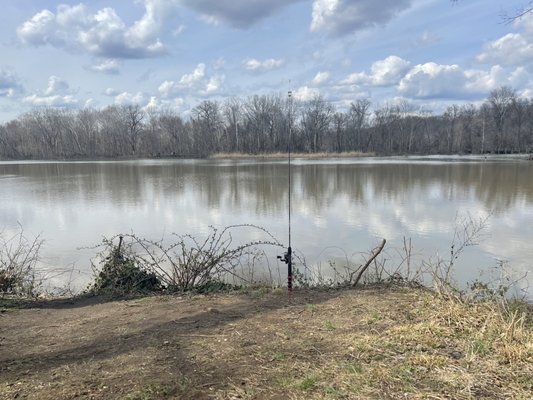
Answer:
[242,94,285,153]
[444,104,460,154]
[373,103,397,154]
[124,105,145,156]
[24,109,65,157]
[301,94,334,153]
[347,99,371,151]
[0,124,22,159]
[488,86,516,153]
[192,100,223,156]
[510,97,529,153]
[332,112,347,153]
[159,109,190,156]
[395,100,421,154]
[458,104,477,154]
[223,97,242,152]
[76,108,99,157]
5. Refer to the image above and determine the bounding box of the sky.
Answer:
[1,0,533,122]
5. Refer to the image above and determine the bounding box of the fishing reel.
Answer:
[277,246,292,265]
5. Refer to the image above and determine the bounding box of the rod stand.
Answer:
[277,246,293,300]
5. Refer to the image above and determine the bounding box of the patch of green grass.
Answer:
[238,286,250,295]
[250,287,269,298]
[516,372,533,389]
[278,376,295,387]
[365,310,382,325]
[306,303,317,313]
[470,338,491,356]
[297,375,319,392]
[324,320,336,331]
[271,352,286,361]
[393,364,416,384]
[345,362,363,374]
[152,295,172,302]
[324,385,345,398]
[0,298,28,310]
[272,287,284,295]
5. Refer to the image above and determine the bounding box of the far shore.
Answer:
[2,151,533,163]
[208,151,374,160]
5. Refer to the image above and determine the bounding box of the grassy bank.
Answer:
[1,286,532,399]
[208,151,373,160]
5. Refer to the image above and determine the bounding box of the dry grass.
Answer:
[1,287,532,399]
[208,151,373,160]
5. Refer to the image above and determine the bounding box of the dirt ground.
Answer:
[1,286,532,400]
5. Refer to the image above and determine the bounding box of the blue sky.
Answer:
[1,0,532,122]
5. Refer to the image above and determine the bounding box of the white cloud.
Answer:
[179,63,206,86]
[158,63,205,97]
[17,9,65,47]
[17,1,174,59]
[477,14,533,66]
[23,94,78,107]
[464,65,513,94]
[158,63,224,98]
[312,71,331,86]
[45,76,70,96]
[477,33,533,66]
[158,81,176,98]
[509,67,530,87]
[398,63,467,98]
[84,98,96,108]
[311,0,413,36]
[143,96,159,112]
[21,75,78,107]
[0,69,23,98]
[89,59,120,74]
[204,75,225,94]
[343,56,411,87]
[138,96,187,113]
[242,58,284,72]
[311,0,338,32]
[114,91,145,106]
[104,88,119,96]
[293,86,320,101]
[398,63,519,99]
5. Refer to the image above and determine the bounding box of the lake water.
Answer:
[1,156,532,297]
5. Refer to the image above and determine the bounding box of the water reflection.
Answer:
[0,158,532,294]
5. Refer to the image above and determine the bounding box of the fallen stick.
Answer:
[173,334,227,338]
[352,238,387,287]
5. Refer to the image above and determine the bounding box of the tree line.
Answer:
[0,86,532,160]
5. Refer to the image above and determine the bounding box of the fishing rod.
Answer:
[278,86,293,301]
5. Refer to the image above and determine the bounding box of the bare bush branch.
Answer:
[90,225,284,292]
[0,225,44,297]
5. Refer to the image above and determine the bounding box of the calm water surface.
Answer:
[1,156,532,296]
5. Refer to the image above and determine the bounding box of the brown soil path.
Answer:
[1,287,532,399]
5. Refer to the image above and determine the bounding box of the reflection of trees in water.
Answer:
[295,162,533,213]
[1,161,532,214]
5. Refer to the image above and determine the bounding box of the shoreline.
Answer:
[2,285,532,399]
[1,152,532,163]
[208,151,374,160]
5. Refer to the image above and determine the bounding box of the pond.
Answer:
[1,156,532,297]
